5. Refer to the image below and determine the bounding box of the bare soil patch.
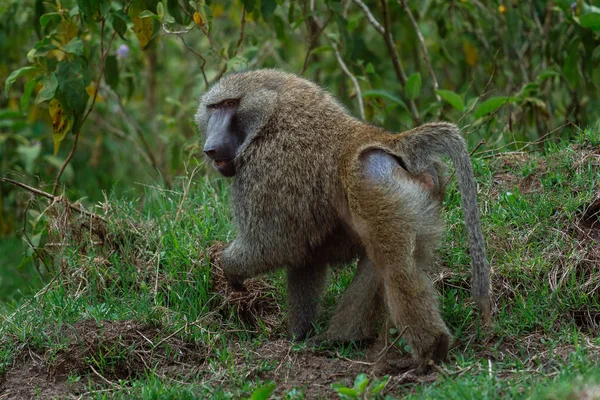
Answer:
[232,339,432,398]
[490,152,547,196]
[0,320,206,400]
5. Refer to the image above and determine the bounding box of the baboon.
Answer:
[195,69,490,372]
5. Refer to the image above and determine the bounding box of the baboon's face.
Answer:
[202,99,244,177]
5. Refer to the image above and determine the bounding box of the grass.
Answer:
[1,129,600,399]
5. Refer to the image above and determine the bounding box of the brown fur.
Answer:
[195,69,490,371]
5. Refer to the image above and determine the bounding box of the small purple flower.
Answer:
[116,44,129,59]
[571,2,577,11]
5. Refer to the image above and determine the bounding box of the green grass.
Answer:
[1,129,600,399]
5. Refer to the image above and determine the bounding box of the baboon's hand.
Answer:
[220,245,247,291]
[226,275,246,291]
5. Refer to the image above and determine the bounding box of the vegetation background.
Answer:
[1,0,600,398]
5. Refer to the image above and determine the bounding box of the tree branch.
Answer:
[352,0,420,124]
[351,0,384,35]
[329,39,365,120]
[2,178,107,223]
[397,0,440,102]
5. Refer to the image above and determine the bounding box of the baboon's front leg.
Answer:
[220,236,300,289]
[286,264,329,340]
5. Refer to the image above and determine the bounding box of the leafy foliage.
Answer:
[1,0,600,292]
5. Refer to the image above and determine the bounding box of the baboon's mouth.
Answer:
[213,159,236,177]
[214,159,230,168]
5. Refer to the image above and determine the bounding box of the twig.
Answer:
[301,13,333,75]
[21,203,55,276]
[153,323,187,349]
[458,53,498,124]
[2,178,107,222]
[336,327,407,366]
[351,0,384,34]
[161,24,209,88]
[397,0,440,102]
[90,365,121,388]
[477,122,569,158]
[329,40,365,120]
[235,7,246,51]
[378,0,420,124]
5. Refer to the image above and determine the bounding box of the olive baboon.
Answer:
[195,69,490,371]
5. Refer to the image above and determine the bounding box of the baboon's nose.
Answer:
[204,148,217,159]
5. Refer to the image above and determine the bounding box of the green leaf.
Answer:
[473,96,512,118]
[63,38,84,56]
[354,374,369,394]
[31,38,58,58]
[111,9,130,39]
[517,82,540,98]
[241,0,255,13]
[536,68,560,81]
[139,10,159,19]
[76,0,110,20]
[168,0,189,24]
[435,89,464,112]
[226,56,248,72]
[334,387,358,397]
[362,90,408,110]
[405,72,421,101]
[369,376,390,395]
[104,55,119,91]
[261,0,277,18]
[37,72,59,103]
[17,144,41,174]
[5,66,38,97]
[249,383,275,400]
[56,59,91,116]
[579,13,600,31]
[40,12,60,30]
[21,78,39,113]
[157,2,164,20]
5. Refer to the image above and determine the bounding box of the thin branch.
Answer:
[351,0,384,34]
[51,130,80,196]
[329,39,365,120]
[458,63,496,124]
[161,24,209,88]
[235,7,247,51]
[397,0,440,102]
[301,13,333,75]
[2,178,107,223]
[380,0,420,124]
[352,0,420,124]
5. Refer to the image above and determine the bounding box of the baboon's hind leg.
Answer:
[348,149,451,372]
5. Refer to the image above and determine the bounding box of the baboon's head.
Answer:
[195,69,300,177]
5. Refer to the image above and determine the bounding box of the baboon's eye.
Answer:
[222,99,239,108]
